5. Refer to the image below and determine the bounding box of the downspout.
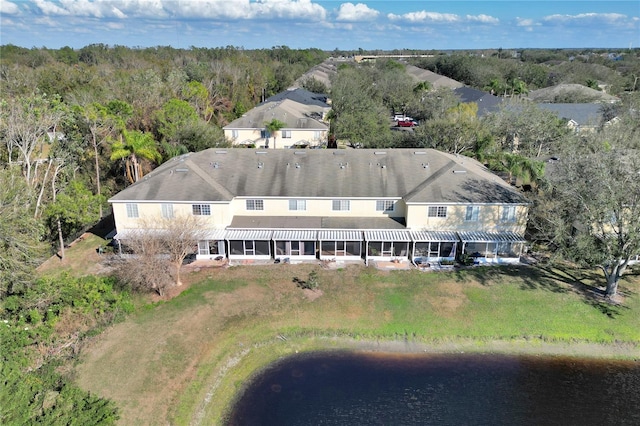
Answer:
[410,241,419,269]
[364,241,368,266]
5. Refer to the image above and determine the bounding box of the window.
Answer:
[192,204,211,216]
[313,131,321,140]
[231,130,238,139]
[230,240,270,256]
[161,203,174,219]
[198,240,222,256]
[332,200,350,211]
[282,130,291,138]
[465,206,480,221]
[376,200,394,212]
[246,199,264,210]
[126,203,139,218]
[289,199,306,211]
[260,129,270,139]
[501,206,517,222]
[428,206,447,218]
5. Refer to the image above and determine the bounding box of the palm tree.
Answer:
[500,153,545,188]
[110,130,162,184]
[264,119,287,149]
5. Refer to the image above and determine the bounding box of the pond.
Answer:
[227,351,640,425]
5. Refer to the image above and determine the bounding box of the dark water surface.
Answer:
[227,351,640,426]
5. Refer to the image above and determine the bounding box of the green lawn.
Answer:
[73,263,640,425]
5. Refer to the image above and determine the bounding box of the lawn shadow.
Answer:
[454,265,568,294]
[454,264,629,319]
[535,266,632,318]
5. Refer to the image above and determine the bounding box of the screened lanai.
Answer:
[226,229,273,260]
[196,229,227,260]
[458,231,526,264]
[318,230,363,261]
[273,229,318,260]
[409,231,459,263]
[364,230,411,261]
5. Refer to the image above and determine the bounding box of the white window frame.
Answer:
[502,205,517,222]
[465,205,480,222]
[376,200,394,212]
[428,206,447,218]
[192,204,211,216]
[282,130,292,139]
[246,199,264,211]
[231,129,239,139]
[332,200,350,211]
[161,203,174,219]
[289,199,307,211]
[126,203,139,218]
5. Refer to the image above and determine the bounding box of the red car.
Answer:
[396,119,416,127]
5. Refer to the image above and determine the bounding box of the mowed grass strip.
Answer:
[73,264,640,425]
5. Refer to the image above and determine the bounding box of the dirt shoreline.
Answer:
[334,337,640,359]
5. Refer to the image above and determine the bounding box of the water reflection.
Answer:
[227,351,640,426]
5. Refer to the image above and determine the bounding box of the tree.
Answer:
[75,102,116,217]
[161,215,206,286]
[300,77,328,94]
[154,99,199,145]
[110,130,162,184]
[328,66,393,147]
[115,215,204,295]
[414,102,483,155]
[45,180,103,260]
[115,230,173,296]
[0,93,64,186]
[0,169,46,298]
[482,99,572,158]
[264,118,286,149]
[543,127,640,297]
[405,86,459,122]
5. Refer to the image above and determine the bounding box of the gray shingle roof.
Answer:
[223,99,328,130]
[536,103,604,126]
[262,88,329,107]
[109,148,528,205]
[453,87,504,117]
[404,65,464,89]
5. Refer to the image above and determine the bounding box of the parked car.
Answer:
[396,119,416,127]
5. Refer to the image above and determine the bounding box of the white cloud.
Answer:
[336,3,379,22]
[516,18,535,27]
[29,0,326,21]
[543,12,628,24]
[0,0,20,14]
[164,0,249,20]
[465,14,498,24]
[34,0,71,15]
[251,0,326,20]
[388,11,499,25]
[388,11,460,23]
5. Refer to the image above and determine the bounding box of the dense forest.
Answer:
[1,45,639,424]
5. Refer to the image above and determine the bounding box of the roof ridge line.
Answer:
[184,157,235,200]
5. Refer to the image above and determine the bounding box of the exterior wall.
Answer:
[111,201,231,231]
[405,203,528,233]
[224,128,267,147]
[229,197,406,219]
[224,128,327,148]
[114,199,527,236]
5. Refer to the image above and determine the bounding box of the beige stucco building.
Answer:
[109,148,530,265]
[223,89,330,149]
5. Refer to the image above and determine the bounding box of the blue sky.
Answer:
[1,1,638,50]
